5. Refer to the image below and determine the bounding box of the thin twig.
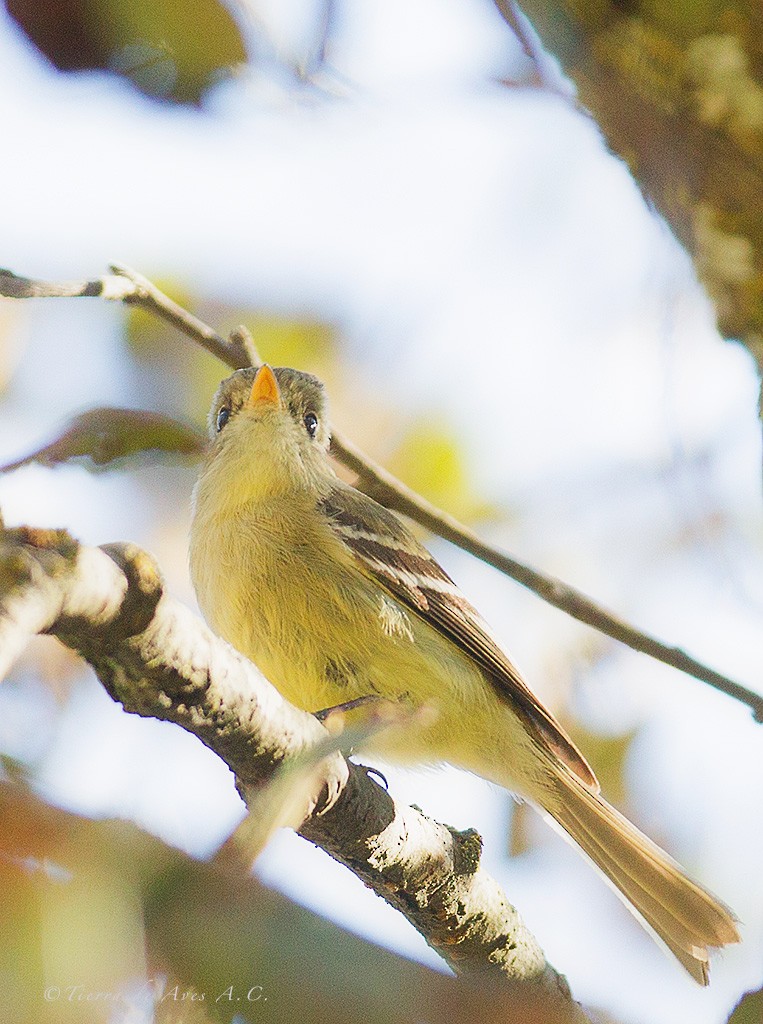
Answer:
[229,323,262,366]
[0,266,252,369]
[492,0,563,94]
[108,263,253,368]
[308,0,337,76]
[1,265,760,721]
[331,433,763,722]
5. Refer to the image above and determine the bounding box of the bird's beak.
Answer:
[247,364,281,409]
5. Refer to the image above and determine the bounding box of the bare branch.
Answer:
[308,0,338,76]
[0,265,252,369]
[492,0,561,93]
[330,433,763,722]
[0,523,585,1009]
[1,265,758,720]
[0,269,110,299]
[108,263,253,369]
[228,322,262,366]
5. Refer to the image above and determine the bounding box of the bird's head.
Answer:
[198,364,332,508]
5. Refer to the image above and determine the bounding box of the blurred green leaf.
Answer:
[237,313,337,375]
[5,0,247,105]
[1,782,575,1024]
[122,281,227,425]
[124,279,198,360]
[567,725,639,808]
[728,987,763,1024]
[389,420,467,508]
[123,286,338,425]
[0,407,206,474]
[387,418,494,524]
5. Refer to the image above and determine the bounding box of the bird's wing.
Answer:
[319,483,598,791]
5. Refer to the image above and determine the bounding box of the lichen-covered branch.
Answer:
[0,523,585,1014]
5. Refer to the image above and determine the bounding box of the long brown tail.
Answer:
[540,764,739,984]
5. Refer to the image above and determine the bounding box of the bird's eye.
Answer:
[216,406,231,432]
[304,411,318,438]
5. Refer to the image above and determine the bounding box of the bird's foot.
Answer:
[313,694,385,722]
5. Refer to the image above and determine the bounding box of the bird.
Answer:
[189,363,739,984]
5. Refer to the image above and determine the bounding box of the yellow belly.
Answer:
[189,494,536,790]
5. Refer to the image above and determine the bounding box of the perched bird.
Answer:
[190,363,739,984]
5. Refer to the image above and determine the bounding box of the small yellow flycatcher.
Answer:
[190,364,739,983]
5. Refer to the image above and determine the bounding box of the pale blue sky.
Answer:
[0,2,761,1021]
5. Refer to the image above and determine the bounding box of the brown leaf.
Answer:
[0,407,207,473]
[4,0,247,105]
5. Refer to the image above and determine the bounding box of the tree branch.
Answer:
[1,265,759,720]
[330,434,763,722]
[0,786,588,1024]
[492,0,562,93]
[0,522,586,1012]
[0,264,252,369]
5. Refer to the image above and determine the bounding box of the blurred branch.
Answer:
[0,785,584,1024]
[0,523,582,1008]
[492,0,559,92]
[311,0,337,73]
[494,2,763,372]
[1,265,760,720]
[288,0,339,81]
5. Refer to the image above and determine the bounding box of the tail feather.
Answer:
[541,765,740,985]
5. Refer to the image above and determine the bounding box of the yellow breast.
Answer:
[191,488,404,710]
[189,479,519,778]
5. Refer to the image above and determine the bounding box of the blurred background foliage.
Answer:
[512,0,763,379]
[2,282,486,518]
[9,0,763,368]
[1,783,573,1024]
[5,0,247,103]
